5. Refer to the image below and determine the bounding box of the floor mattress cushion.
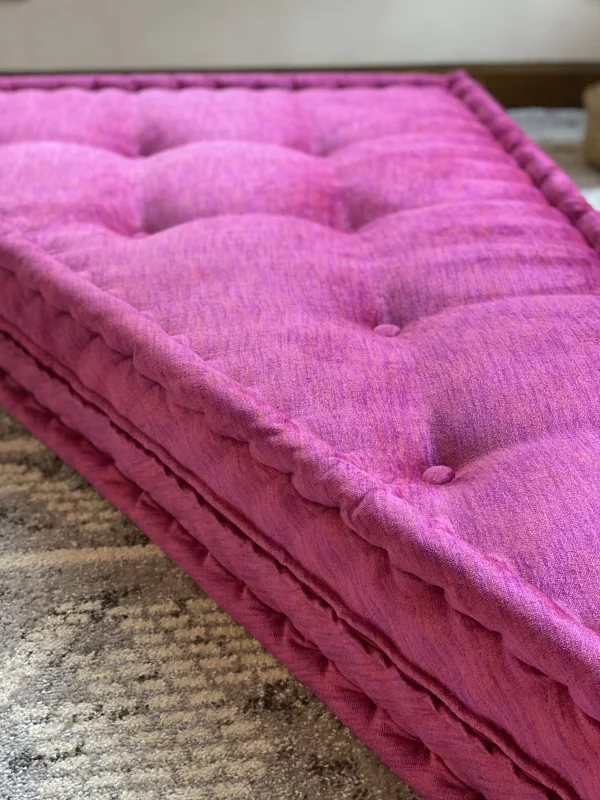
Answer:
[1,70,599,800]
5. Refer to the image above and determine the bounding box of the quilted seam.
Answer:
[0,71,446,92]
[445,71,600,252]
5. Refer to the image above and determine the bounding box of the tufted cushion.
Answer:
[1,71,599,800]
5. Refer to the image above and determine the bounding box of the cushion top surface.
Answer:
[1,71,600,641]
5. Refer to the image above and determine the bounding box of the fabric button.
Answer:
[422,465,455,485]
[374,324,401,337]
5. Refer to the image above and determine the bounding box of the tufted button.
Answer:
[422,465,455,485]
[374,324,401,337]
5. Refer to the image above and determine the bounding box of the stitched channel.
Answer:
[0,71,446,92]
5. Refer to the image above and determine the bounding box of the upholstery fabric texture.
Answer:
[1,70,599,800]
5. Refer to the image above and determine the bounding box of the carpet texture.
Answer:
[1,109,598,800]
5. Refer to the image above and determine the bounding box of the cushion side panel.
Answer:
[0,332,575,800]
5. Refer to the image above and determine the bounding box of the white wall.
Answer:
[0,0,598,71]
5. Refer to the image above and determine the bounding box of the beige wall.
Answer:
[0,0,598,71]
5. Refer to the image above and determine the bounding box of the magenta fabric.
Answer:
[1,70,600,799]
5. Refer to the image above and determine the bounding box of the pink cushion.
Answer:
[1,70,599,800]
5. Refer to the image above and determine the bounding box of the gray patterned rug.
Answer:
[1,109,599,800]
